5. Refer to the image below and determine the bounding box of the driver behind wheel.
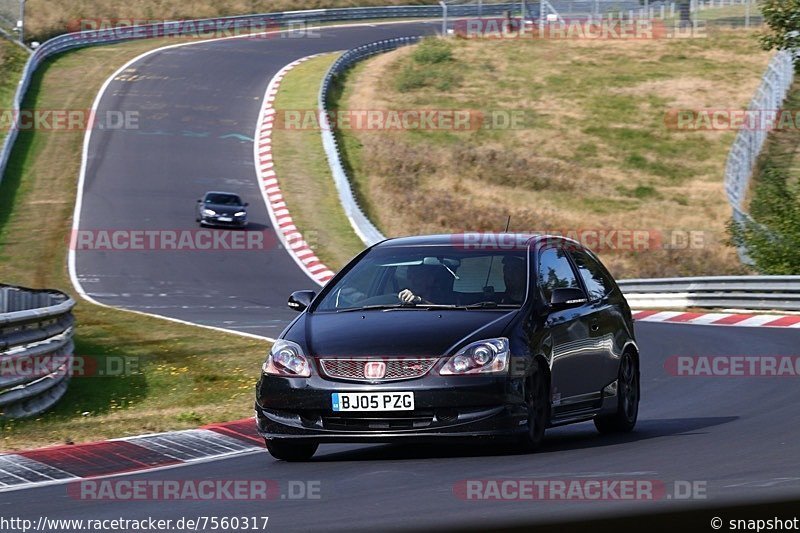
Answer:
[398,265,439,304]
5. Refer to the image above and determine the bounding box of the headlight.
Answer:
[234,211,246,217]
[202,209,216,216]
[440,338,509,375]
[262,339,310,377]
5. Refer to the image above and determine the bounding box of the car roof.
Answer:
[375,233,582,249]
[204,191,240,197]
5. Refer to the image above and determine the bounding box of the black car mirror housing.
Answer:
[288,290,316,312]
[549,288,588,311]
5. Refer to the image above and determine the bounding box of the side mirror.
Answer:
[197,199,202,203]
[288,290,316,312]
[244,202,249,207]
[549,288,587,311]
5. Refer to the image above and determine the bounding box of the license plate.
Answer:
[332,392,414,412]
[217,217,232,222]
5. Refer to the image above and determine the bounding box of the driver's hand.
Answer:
[399,289,420,304]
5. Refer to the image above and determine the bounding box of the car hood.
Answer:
[204,203,245,215]
[290,309,518,357]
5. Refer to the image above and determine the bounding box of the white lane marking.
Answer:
[68,19,436,337]
[679,313,732,325]
[252,54,336,287]
[735,315,788,327]
[0,455,78,491]
[633,310,800,328]
[0,448,262,494]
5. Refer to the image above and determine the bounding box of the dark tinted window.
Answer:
[205,193,242,205]
[315,246,527,311]
[537,247,580,302]
[570,249,614,301]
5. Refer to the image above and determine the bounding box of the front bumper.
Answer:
[255,373,529,442]
[200,215,247,227]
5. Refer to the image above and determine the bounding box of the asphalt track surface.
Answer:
[4,322,800,531]
[73,21,437,338]
[55,18,800,532]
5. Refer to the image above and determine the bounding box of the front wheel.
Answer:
[264,439,318,461]
[519,361,549,452]
[594,351,639,434]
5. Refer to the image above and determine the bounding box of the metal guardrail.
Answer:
[0,284,75,419]
[0,3,529,188]
[319,37,425,246]
[619,276,800,311]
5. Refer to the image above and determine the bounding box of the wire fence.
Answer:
[724,49,797,261]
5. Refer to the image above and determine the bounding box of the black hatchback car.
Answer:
[255,234,640,461]
[196,191,248,227]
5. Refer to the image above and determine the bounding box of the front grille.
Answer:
[322,410,436,431]
[319,358,438,382]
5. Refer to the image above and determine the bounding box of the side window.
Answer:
[570,249,615,301]
[537,247,580,302]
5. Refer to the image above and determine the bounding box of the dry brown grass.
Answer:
[337,29,772,278]
[24,0,437,41]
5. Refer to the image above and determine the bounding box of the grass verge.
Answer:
[331,30,772,278]
[0,39,28,146]
[0,38,268,451]
[728,78,800,274]
[271,53,366,271]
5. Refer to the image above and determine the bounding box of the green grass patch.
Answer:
[0,40,28,146]
[0,38,268,451]
[271,53,366,271]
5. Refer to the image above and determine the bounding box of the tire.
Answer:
[594,351,639,434]
[519,361,549,452]
[264,438,318,461]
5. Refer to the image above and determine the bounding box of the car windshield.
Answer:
[315,245,528,312]
[205,193,242,205]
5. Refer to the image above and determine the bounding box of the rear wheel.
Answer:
[520,361,549,452]
[594,351,639,434]
[264,439,318,461]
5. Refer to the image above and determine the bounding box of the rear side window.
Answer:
[570,249,615,301]
[537,247,580,302]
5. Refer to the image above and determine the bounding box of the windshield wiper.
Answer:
[335,303,469,312]
[334,304,409,313]
[461,301,520,309]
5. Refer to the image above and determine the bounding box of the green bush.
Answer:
[393,39,461,92]
[412,38,453,64]
[728,166,800,274]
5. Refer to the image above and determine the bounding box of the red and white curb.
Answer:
[0,418,260,493]
[254,55,335,287]
[633,310,800,328]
